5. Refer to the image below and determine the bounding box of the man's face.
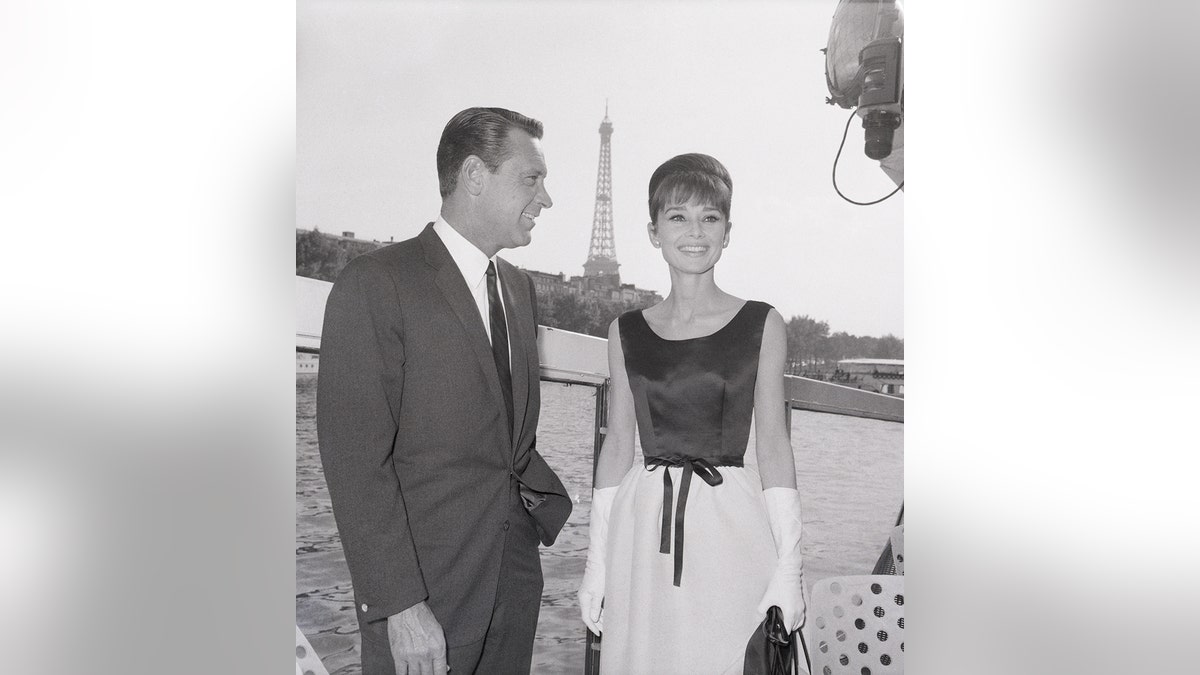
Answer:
[479,129,553,252]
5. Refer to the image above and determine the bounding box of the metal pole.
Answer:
[584,380,609,674]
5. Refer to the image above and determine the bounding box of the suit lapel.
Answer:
[419,225,511,453]
[498,259,533,451]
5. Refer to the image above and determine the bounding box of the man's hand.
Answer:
[387,601,448,675]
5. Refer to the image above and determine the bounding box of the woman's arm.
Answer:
[594,318,638,488]
[754,309,798,489]
[753,309,808,632]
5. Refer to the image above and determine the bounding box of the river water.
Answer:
[296,375,903,674]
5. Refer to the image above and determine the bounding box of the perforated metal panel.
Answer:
[296,625,330,675]
[808,575,904,675]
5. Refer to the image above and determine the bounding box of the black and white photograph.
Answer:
[297,1,902,673]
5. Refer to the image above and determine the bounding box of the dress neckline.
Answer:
[638,301,751,343]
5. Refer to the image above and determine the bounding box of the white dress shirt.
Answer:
[432,218,509,361]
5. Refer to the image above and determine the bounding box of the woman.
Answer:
[577,153,807,674]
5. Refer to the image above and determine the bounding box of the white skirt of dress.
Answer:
[600,454,778,675]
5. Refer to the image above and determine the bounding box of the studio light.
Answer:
[825,0,904,162]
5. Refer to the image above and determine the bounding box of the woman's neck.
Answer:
[658,269,737,322]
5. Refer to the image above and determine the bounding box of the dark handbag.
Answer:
[744,606,810,675]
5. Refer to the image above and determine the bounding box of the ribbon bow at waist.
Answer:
[645,454,744,587]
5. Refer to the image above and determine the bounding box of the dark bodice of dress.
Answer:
[618,300,773,585]
[620,300,771,460]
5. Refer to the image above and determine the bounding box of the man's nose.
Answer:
[537,182,553,209]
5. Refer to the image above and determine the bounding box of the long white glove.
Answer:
[757,487,807,632]
[577,486,618,635]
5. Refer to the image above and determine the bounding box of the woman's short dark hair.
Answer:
[436,107,544,198]
[647,153,733,221]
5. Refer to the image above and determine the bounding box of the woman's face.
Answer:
[649,197,731,276]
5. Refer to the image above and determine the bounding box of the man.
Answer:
[317,107,572,675]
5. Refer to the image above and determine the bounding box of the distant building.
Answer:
[300,228,397,246]
[571,272,620,298]
[522,266,661,307]
[526,269,570,297]
[619,283,661,306]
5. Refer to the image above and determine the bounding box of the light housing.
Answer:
[825,0,904,168]
[824,0,904,110]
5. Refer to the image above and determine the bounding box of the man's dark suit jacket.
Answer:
[316,223,571,649]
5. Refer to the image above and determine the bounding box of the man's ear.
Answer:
[461,155,487,196]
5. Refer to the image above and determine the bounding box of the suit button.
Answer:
[502,521,510,531]
[361,604,368,612]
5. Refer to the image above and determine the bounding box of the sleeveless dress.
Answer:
[601,300,780,675]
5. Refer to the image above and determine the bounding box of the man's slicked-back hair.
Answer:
[437,107,544,198]
[647,153,733,221]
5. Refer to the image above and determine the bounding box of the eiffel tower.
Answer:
[582,104,620,280]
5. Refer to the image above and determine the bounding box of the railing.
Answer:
[296,276,904,673]
[537,325,903,422]
[534,327,610,674]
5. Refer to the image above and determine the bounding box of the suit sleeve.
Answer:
[316,256,427,624]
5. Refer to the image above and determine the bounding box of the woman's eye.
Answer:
[669,214,685,222]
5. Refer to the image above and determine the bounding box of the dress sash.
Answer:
[644,454,744,586]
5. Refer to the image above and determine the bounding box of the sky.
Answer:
[297,0,904,338]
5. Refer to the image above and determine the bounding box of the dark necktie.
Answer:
[486,261,514,435]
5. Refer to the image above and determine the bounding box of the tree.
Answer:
[872,334,904,359]
[535,292,557,327]
[549,294,597,335]
[826,331,855,362]
[296,228,329,279]
[295,229,383,281]
[785,315,830,371]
